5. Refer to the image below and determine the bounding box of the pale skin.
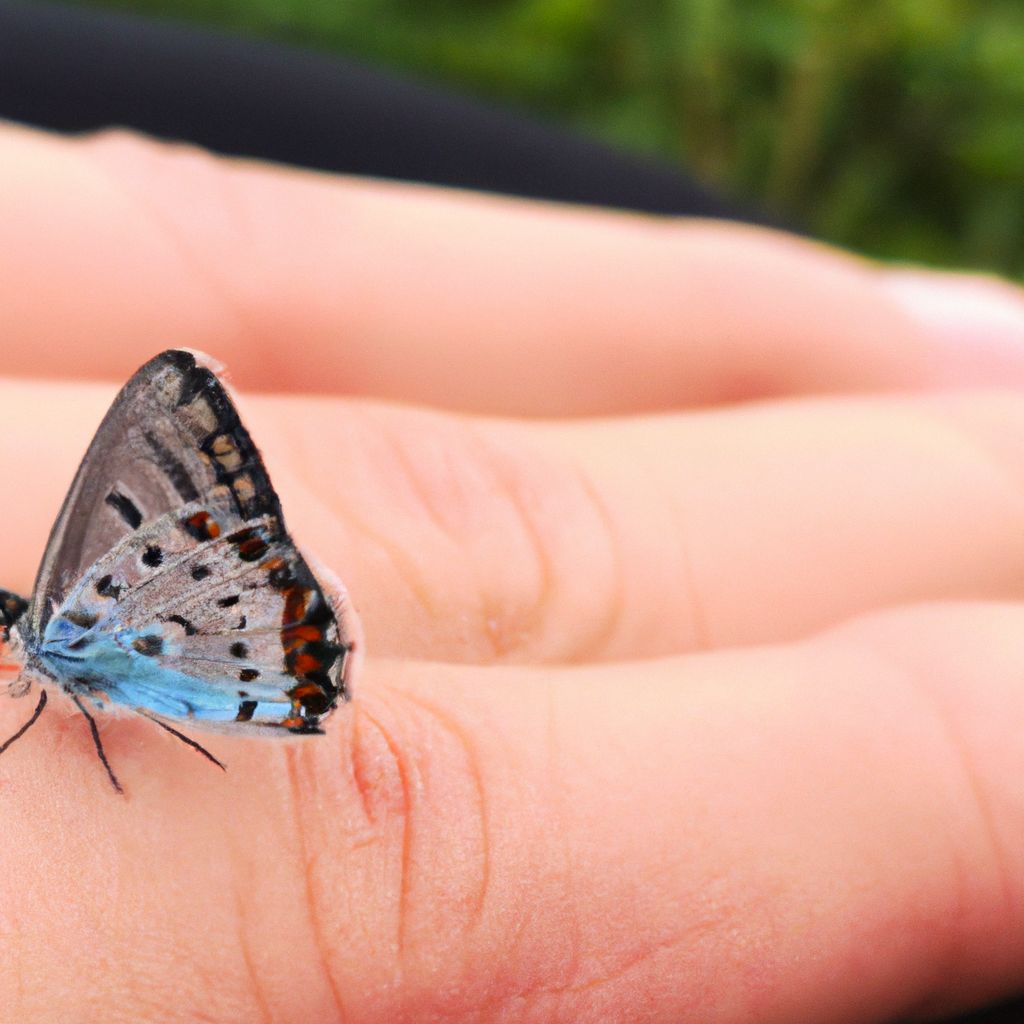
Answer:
[4,122,1024,1023]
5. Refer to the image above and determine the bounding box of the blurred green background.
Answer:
[72,0,1024,277]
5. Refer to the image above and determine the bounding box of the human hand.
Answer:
[3,120,1024,1022]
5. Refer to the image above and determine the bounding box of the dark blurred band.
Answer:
[0,0,777,223]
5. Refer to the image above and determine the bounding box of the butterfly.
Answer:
[0,350,357,793]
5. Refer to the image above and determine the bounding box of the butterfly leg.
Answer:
[137,711,226,772]
[0,688,48,757]
[69,692,124,795]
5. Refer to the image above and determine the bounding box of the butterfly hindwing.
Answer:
[30,351,351,732]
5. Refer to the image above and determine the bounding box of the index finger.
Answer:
[4,122,1022,415]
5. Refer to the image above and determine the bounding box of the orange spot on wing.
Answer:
[286,624,322,641]
[185,511,220,539]
[282,586,311,627]
[292,653,322,676]
[226,526,269,561]
[282,624,322,653]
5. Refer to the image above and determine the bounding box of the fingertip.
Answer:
[881,268,1024,389]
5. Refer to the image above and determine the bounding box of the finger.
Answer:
[5,376,1024,664]
[3,600,1024,1022]
[5,122,1024,416]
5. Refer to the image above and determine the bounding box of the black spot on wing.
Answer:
[64,610,98,630]
[217,594,240,608]
[191,565,211,582]
[96,575,122,600]
[105,490,143,529]
[142,545,164,568]
[166,614,197,636]
[133,635,164,657]
[236,700,258,723]
[268,564,293,591]
[239,668,260,682]
[230,641,248,659]
[142,430,200,503]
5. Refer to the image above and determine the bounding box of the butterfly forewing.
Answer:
[30,351,279,635]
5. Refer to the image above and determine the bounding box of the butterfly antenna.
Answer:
[70,693,124,795]
[0,688,48,757]
[138,711,226,771]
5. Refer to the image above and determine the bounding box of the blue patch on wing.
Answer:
[41,616,292,724]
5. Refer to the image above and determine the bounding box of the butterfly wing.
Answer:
[31,350,353,731]
[30,350,278,635]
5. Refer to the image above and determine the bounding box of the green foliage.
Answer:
[71,0,1024,276]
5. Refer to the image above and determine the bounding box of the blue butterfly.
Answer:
[0,350,356,793]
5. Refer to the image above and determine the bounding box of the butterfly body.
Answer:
[0,350,357,788]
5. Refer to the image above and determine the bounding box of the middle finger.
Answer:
[3,379,1021,662]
